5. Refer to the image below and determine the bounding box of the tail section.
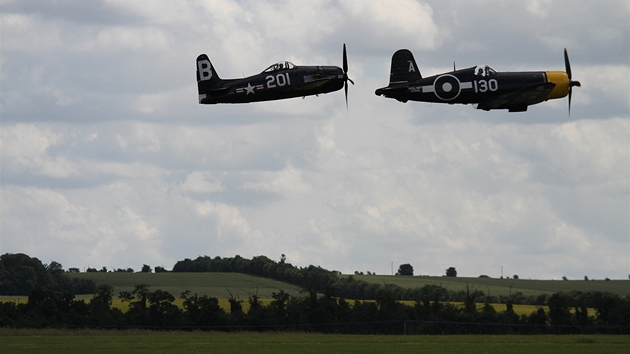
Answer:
[389,49,422,84]
[196,54,222,102]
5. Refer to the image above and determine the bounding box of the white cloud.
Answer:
[95,26,171,52]
[181,172,224,193]
[195,200,253,239]
[0,185,163,268]
[1,124,81,178]
[576,65,630,106]
[104,0,198,25]
[526,0,553,18]
[340,0,441,52]
[0,14,64,52]
[243,165,312,196]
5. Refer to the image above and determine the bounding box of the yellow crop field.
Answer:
[0,296,596,317]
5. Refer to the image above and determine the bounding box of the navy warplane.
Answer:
[375,48,581,113]
[197,44,353,106]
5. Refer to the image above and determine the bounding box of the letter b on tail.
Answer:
[196,54,222,102]
[198,59,212,80]
[196,54,218,82]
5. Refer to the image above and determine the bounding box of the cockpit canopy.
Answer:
[473,65,497,77]
[263,61,296,73]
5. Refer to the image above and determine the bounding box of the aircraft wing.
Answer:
[205,87,230,96]
[279,75,339,92]
[484,82,556,110]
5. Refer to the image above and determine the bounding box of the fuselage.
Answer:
[376,65,571,111]
[199,65,345,104]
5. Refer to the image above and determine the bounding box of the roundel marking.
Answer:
[433,74,461,101]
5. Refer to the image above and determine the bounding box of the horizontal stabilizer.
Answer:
[375,84,407,96]
[206,87,230,96]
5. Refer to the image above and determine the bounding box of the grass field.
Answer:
[67,272,305,300]
[1,329,629,354]
[65,272,630,299]
[344,274,630,297]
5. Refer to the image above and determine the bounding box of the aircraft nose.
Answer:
[332,67,344,78]
[322,66,344,78]
[546,71,569,99]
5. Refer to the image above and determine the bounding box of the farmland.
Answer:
[67,271,305,299]
[344,274,630,297]
[1,330,629,354]
[25,272,617,316]
[62,272,630,299]
[2,271,625,312]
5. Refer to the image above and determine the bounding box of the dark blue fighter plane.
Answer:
[197,44,353,106]
[375,48,581,113]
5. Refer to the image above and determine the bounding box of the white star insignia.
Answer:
[244,83,255,95]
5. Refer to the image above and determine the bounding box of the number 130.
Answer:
[474,79,498,93]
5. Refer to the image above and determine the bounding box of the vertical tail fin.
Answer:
[389,49,422,84]
[196,54,222,102]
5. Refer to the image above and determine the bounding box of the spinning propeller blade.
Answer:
[564,48,581,115]
[343,43,354,108]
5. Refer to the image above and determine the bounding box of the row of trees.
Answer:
[81,264,167,273]
[0,254,96,295]
[1,284,628,334]
[396,265,456,277]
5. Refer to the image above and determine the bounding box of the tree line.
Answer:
[0,253,96,295]
[1,283,629,334]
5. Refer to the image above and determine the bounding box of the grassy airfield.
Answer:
[1,330,629,354]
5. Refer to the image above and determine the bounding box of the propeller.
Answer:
[564,48,581,115]
[343,43,354,108]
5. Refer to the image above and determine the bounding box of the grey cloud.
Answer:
[2,0,141,26]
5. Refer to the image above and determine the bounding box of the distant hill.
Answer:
[343,275,630,297]
[66,271,629,300]
[67,272,304,299]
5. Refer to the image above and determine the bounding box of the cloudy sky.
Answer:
[1,0,628,280]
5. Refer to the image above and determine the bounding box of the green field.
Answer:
[66,272,305,300]
[61,272,629,300]
[344,275,630,297]
[1,330,628,354]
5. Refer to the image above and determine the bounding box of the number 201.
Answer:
[266,73,291,88]
[474,79,498,93]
